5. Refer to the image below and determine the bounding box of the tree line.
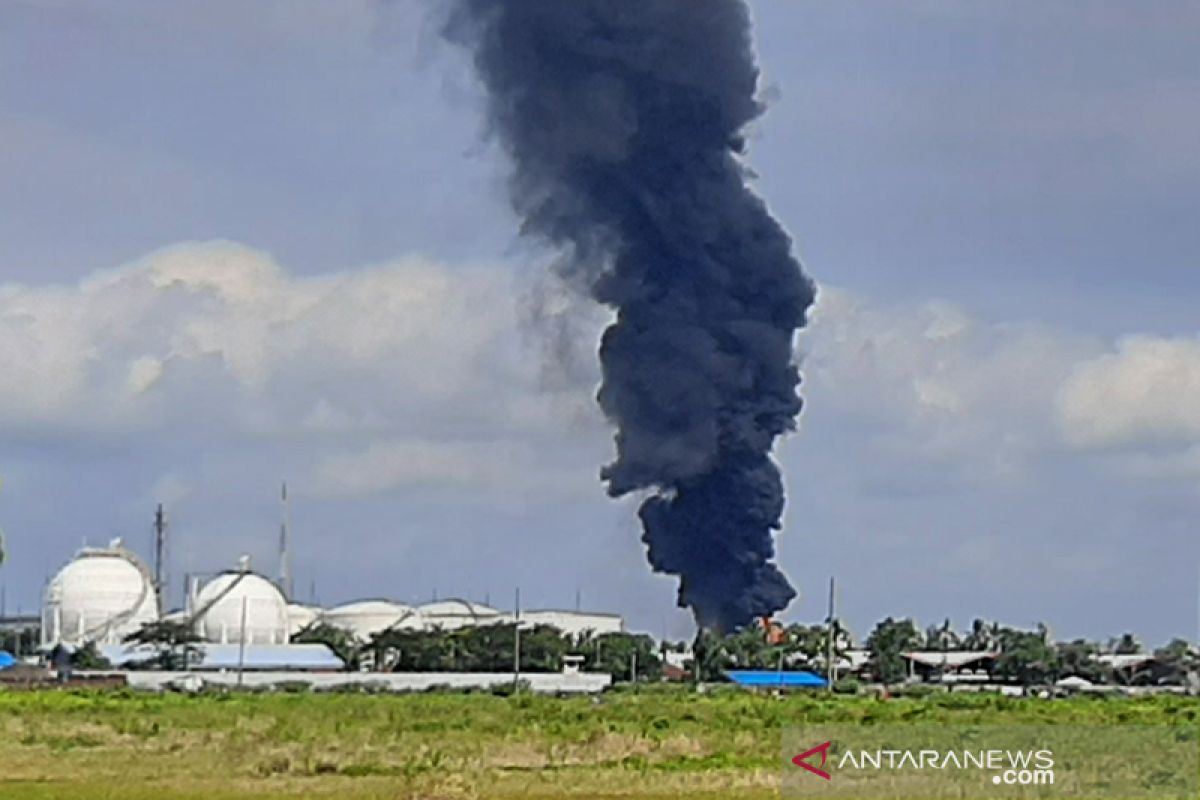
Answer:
[8,614,1196,689]
[294,616,1195,687]
[294,622,664,681]
[861,617,1194,687]
[691,617,1196,687]
[19,619,665,681]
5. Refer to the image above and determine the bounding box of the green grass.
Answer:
[0,686,1194,799]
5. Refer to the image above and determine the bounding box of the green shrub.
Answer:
[832,677,862,695]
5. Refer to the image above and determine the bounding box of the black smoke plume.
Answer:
[444,0,816,631]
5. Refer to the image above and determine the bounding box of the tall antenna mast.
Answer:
[825,575,837,692]
[153,503,167,613]
[513,586,522,690]
[278,481,292,601]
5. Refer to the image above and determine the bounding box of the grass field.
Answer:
[0,686,1195,799]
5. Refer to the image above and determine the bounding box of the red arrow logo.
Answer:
[792,740,833,780]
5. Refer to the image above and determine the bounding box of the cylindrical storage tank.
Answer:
[417,599,503,630]
[518,610,624,637]
[41,542,159,648]
[286,603,321,638]
[193,571,288,645]
[323,600,424,642]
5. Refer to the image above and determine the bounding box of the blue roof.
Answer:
[725,670,828,688]
[0,651,16,670]
[98,643,344,671]
[195,644,344,671]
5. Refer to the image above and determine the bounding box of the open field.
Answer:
[0,686,1195,799]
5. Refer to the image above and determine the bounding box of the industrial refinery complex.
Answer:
[33,532,623,671]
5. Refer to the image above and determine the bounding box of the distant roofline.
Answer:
[327,597,414,606]
[523,609,623,619]
[1097,653,1158,666]
[902,651,999,667]
[418,598,500,616]
[212,567,269,578]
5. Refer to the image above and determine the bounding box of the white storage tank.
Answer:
[286,603,321,638]
[417,599,504,630]
[519,610,624,638]
[41,539,159,648]
[323,600,424,642]
[192,565,289,645]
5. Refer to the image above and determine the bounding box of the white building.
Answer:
[322,600,425,642]
[191,567,289,645]
[520,610,624,638]
[41,540,159,649]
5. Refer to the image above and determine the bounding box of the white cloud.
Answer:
[146,472,192,507]
[6,242,1198,503]
[0,240,548,441]
[126,356,165,395]
[0,241,613,508]
[806,290,1200,484]
[312,438,590,498]
[1058,335,1200,450]
[803,287,1093,477]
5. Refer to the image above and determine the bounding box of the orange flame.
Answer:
[760,616,786,645]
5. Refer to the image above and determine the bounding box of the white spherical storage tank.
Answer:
[193,571,289,645]
[286,603,321,638]
[41,541,159,648]
[323,600,424,642]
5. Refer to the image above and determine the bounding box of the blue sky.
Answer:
[0,0,1196,646]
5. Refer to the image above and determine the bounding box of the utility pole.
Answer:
[513,587,522,691]
[153,504,167,614]
[825,576,837,692]
[278,482,292,601]
[237,596,248,688]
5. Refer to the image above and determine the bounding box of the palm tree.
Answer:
[1055,639,1103,682]
[963,619,1001,651]
[1108,633,1141,655]
[123,620,202,670]
[993,626,1057,687]
[924,618,960,651]
[865,617,922,684]
[293,622,362,671]
[1154,639,1198,685]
